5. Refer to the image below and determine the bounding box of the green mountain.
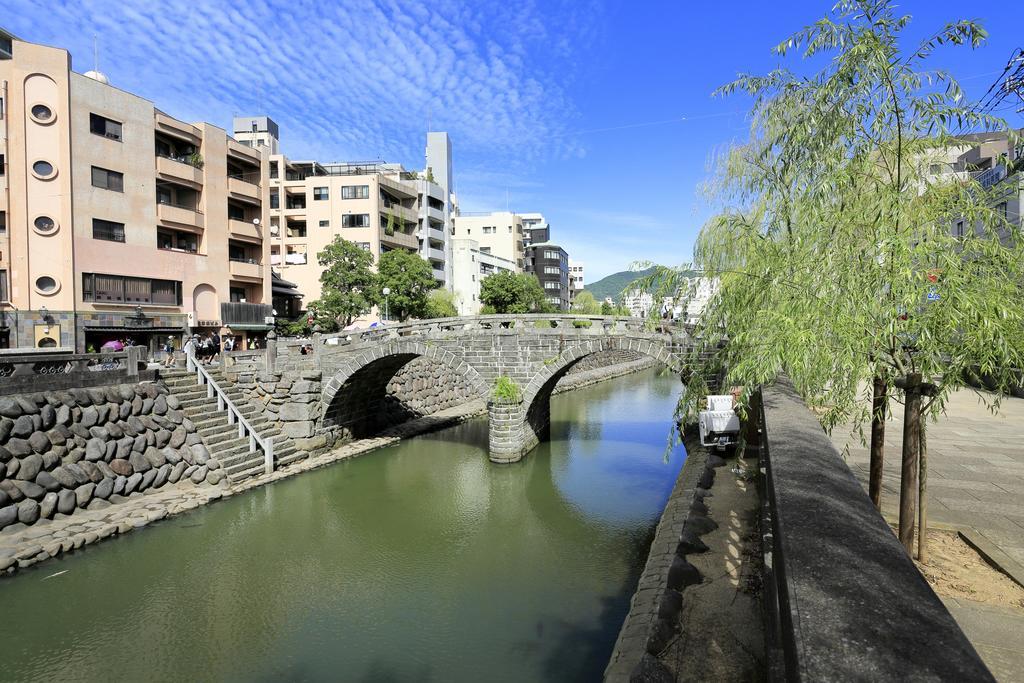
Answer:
[585,267,659,302]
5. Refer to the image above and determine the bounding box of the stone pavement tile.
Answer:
[938,498,1024,521]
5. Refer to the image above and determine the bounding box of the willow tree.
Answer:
[655,0,1024,558]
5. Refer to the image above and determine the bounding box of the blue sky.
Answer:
[6,1,1023,280]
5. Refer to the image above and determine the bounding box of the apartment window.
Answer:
[342,214,370,228]
[341,185,369,199]
[544,266,560,275]
[929,163,942,174]
[313,187,328,201]
[269,161,279,179]
[230,286,247,303]
[544,250,560,259]
[270,190,279,209]
[547,297,561,305]
[228,204,245,221]
[0,270,6,303]
[356,242,371,251]
[92,218,125,243]
[0,211,5,235]
[0,153,4,175]
[319,220,329,228]
[996,202,1008,219]
[544,281,560,289]
[89,113,122,141]
[480,247,491,254]
[91,166,123,192]
[508,226,513,233]
[82,273,182,305]
[482,226,495,234]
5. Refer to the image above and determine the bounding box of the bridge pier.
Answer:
[487,396,550,463]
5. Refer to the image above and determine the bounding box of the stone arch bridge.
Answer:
[260,315,694,463]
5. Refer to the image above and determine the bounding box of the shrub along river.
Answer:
[0,366,686,682]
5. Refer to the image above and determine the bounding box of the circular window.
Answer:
[31,160,57,180]
[29,103,54,123]
[34,276,60,295]
[33,215,58,235]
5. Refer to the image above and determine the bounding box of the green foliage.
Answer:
[309,237,378,328]
[187,152,204,169]
[275,316,310,337]
[572,320,592,328]
[600,300,613,315]
[492,376,521,402]
[425,167,436,184]
[571,290,602,315]
[479,272,552,314]
[534,320,552,329]
[480,304,496,315]
[377,249,439,321]
[384,210,397,236]
[424,288,458,319]
[679,0,1024,434]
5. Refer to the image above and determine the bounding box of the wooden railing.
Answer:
[187,350,274,475]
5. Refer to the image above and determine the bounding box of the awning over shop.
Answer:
[83,326,186,333]
[224,324,272,331]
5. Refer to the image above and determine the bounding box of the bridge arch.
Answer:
[520,336,685,410]
[320,339,489,439]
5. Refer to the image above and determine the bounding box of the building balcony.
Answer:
[432,267,445,281]
[426,205,445,222]
[284,252,308,265]
[155,111,201,145]
[228,176,261,203]
[228,218,263,242]
[380,200,418,224]
[156,155,203,186]
[427,247,445,262]
[221,301,273,327]
[426,225,446,241]
[227,139,261,165]
[379,174,417,199]
[228,258,264,281]
[157,201,204,229]
[380,227,419,251]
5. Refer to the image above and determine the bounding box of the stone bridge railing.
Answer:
[0,347,152,395]
[306,314,682,350]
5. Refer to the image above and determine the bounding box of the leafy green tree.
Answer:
[424,288,458,319]
[377,249,439,321]
[571,291,602,315]
[655,0,1024,558]
[309,237,378,328]
[600,300,613,315]
[480,272,552,314]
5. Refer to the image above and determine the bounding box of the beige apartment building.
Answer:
[0,28,271,352]
[451,211,525,271]
[238,121,456,316]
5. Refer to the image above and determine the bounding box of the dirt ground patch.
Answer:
[911,529,1024,610]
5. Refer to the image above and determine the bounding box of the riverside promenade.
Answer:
[830,390,1024,682]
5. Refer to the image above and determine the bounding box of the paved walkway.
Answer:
[830,388,1024,682]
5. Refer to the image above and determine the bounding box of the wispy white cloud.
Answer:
[6,0,601,186]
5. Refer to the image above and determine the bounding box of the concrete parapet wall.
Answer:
[758,378,993,681]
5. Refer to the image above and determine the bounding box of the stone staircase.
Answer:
[160,368,306,483]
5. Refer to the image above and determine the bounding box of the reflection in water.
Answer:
[0,368,685,683]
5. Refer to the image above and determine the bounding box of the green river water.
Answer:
[0,367,686,682]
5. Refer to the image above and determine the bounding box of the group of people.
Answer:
[160,332,261,368]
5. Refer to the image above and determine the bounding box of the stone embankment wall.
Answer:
[231,350,651,455]
[0,382,224,532]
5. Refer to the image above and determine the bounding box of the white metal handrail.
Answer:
[187,351,274,474]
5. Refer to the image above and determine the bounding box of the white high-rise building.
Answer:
[569,260,584,299]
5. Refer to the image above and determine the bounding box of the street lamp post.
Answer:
[382,287,391,322]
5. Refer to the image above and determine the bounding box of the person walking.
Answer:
[162,336,177,368]
[183,334,197,366]
[210,331,221,365]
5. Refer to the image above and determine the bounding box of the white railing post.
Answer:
[249,433,256,453]
[264,437,274,475]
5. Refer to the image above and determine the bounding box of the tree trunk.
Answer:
[918,418,929,564]
[898,373,922,554]
[869,375,887,511]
